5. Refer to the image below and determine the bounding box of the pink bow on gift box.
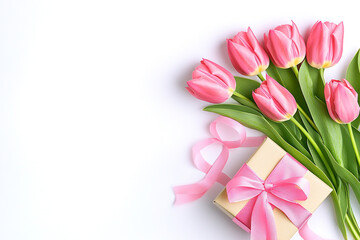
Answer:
[227,154,330,240]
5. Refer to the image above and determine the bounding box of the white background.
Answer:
[1,0,360,239]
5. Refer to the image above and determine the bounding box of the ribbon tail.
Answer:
[268,194,311,229]
[173,144,229,205]
[192,138,231,186]
[173,179,213,205]
[217,172,231,186]
[299,220,333,240]
[268,194,332,240]
[251,192,277,240]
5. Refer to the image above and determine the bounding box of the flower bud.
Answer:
[186,59,236,103]
[306,21,344,69]
[227,27,269,76]
[324,79,359,124]
[264,21,306,68]
[253,75,297,121]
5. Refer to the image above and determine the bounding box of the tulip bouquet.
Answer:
[186,21,360,239]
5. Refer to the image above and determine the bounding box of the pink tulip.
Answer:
[227,28,269,76]
[186,59,236,103]
[324,79,359,124]
[307,21,344,69]
[253,75,297,122]
[264,21,306,68]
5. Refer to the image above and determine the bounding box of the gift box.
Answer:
[214,138,332,240]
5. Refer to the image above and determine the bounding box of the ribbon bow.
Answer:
[227,154,312,240]
[173,116,265,205]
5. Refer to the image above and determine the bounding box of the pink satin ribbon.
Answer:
[173,116,265,205]
[228,154,331,240]
[173,116,330,239]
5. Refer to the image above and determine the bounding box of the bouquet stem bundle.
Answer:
[186,21,360,239]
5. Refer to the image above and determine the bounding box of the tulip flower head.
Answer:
[253,75,297,122]
[307,21,344,69]
[325,79,359,124]
[264,21,306,69]
[227,27,269,76]
[186,59,236,104]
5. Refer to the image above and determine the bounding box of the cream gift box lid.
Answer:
[214,138,332,240]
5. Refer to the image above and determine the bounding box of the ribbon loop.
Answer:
[173,116,264,205]
[209,116,265,149]
[209,116,246,149]
[227,165,265,203]
[269,177,310,202]
[191,138,231,186]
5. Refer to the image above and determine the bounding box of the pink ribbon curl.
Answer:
[173,116,265,205]
[228,153,331,240]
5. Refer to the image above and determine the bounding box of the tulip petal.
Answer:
[343,79,357,97]
[291,21,306,59]
[245,28,270,67]
[252,91,289,122]
[228,40,259,76]
[324,82,339,122]
[200,59,236,89]
[324,21,337,33]
[187,78,230,103]
[234,31,253,50]
[307,21,332,68]
[274,24,292,38]
[267,29,294,68]
[192,69,228,89]
[192,68,208,79]
[245,28,259,51]
[334,83,360,123]
[266,76,297,116]
[330,22,344,66]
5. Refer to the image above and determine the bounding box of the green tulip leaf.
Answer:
[282,119,302,143]
[298,61,343,164]
[232,77,260,110]
[340,125,358,178]
[234,76,260,100]
[345,49,360,128]
[320,142,360,206]
[337,181,349,222]
[306,140,330,181]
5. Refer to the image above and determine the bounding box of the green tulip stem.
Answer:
[347,123,360,168]
[289,66,320,133]
[232,91,250,101]
[297,106,319,132]
[347,204,360,238]
[257,73,266,82]
[231,91,259,110]
[290,117,337,186]
[346,215,360,240]
[291,66,299,79]
[320,68,325,85]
